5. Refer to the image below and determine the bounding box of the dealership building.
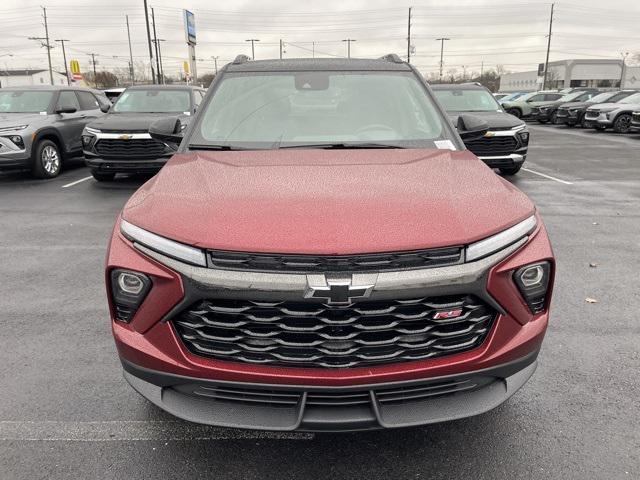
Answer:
[499,59,640,92]
[0,69,68,88]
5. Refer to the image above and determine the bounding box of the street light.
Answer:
[245,39,260,60]
[435,38,450,82]
[341,39,356,59]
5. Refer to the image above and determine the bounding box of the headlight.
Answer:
[110,269,152,322]
[538,107,548,112]
[513,262,551,313]
[85,127,101,134]
[466,215,537,262]
[120,219,207,267]
[0,124,28,134]
[598,108,615,113]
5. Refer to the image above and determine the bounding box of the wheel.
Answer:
[91,169,116,182]
[507,108,521,118]
[550,111,558,124]
[31,139,62,178]
[499,165,522,175]
[613,114,632,133]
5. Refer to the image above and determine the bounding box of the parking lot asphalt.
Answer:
[1,126,639,479]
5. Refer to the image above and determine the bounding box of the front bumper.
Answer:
[0,136,30,170]
[84,153,170,174]
[107,215,553,430]
[477,153,525,169]
[531,109,552,122]
[122,350,539,432]
[583,112,613,129]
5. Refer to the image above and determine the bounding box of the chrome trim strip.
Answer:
[95,132,152,139]
[466,215,536,262]
[478,153,524,161]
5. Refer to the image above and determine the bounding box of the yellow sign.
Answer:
[70,59,82,80]
[183,61,190,74]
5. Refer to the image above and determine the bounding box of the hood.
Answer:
[447,110,524,129]
[122,149,534,254]
[0,113,49,129]
[89,112,190,131]
[558,101,590,110]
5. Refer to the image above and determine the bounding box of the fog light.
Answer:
[518,131,530,145]
[514,262,551,314]
[110,269,152,322]
[82,135,94,148]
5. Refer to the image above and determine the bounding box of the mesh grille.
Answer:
[173,295,496,369]
[465,136,518,156]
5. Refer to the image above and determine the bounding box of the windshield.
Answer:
[619,93,640,104]
[559,91,588,102]
[190,71,455,149]
[500,92,525,102]
[112,89,191,113]
[0,90,54,113]
[587,92,617,103]
[434,88,501,112]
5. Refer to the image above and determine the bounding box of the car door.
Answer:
[53,90,84,154]
[76,90,104,130]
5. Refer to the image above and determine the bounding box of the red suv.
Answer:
[106,55,554,431]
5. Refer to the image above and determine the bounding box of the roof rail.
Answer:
[379,53,404,64]
[233,54,251,65]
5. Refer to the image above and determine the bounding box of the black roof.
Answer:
[431,83,487,91]
[225,57,412,73]
[124,85,202,90]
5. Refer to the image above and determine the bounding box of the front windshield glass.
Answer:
[434,88,501,112]
[500,92,524,102]
[559,91,587,102]
[0,90,54,113]
[587,92,617,103]
[619,92,640,104]
[191,71,455,149]
[112,89,191,113]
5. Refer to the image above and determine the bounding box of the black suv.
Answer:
[82,85,206,181]
[432,83,529,175]
[530,90,599,124]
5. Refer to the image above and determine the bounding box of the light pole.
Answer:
[620,52,629,89]
[212,56,219,75]
[342,39,356,58]
[435,38,450,82]
[245,39,260,59]
[55,39,70,85]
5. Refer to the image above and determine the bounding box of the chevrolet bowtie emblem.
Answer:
[305,275,375,305]
[484,131,495,138]
[118,134,133,140]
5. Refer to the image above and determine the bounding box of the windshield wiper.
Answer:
[277,142,405,150]
[188,144,248,151]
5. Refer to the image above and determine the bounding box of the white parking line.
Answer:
[0,420,314,442]
[61,176,93,188]
[522,167,574,185]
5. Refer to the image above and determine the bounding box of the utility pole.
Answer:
[407,7,412,63]
[342,38,356,58]
[280,39,283,60]
[151,8,162,84]
[143,0,156,83]
[620,52,629,89]
[542,2,554,90]
[212,56,219,75]
[245,39,260,59]
[312,41,315,58]
[156,39,166,84]
[436,38,450,82]
[89,53,98,87]
[126,15,135,84]
[55,39,70,85]
[28,7,54,85]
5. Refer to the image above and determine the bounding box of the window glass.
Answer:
[434,89,501,112]
[76,91,100,110]
[191,71,454,149]
[112,89,191,113]
[528,94,545,102]
[57,91,80,111]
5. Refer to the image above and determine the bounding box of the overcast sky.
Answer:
[1,0,639,79]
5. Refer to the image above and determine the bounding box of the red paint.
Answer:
[106,146,554,387]
[122,149,534,254]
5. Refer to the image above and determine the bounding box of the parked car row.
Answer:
[0,84,206,179]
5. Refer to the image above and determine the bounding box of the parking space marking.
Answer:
[522,167,574,185]
[0,420,314,442]
[62,176,93,188]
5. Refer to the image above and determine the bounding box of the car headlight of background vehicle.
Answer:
[0,124,28,134]
[513,262,551,313]
[110,269,152,322]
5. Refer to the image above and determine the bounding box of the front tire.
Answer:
[507,108,521,118]
[91,169,116,182]
[613,114,632,133]
[499,165,522,175]
[31,140,62,179]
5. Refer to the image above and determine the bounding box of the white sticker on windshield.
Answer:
[39,111,47,115]
[434,140,456,150]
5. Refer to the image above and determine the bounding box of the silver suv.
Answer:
[0,86,108,178]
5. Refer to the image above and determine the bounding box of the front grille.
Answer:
[465,135,518,157]
[531,107,540,115]
[176,376,484,408]
[173,294,496,369]
[207,247,463,273]
[585,110,599,119]
[632,112,640,123]
[556,108,568,117]
[95,138,166,158]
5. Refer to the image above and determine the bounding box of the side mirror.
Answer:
[149,117,183,145]
[56,106,77,114]
[456,114,489,141]
[100,104,110,113]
